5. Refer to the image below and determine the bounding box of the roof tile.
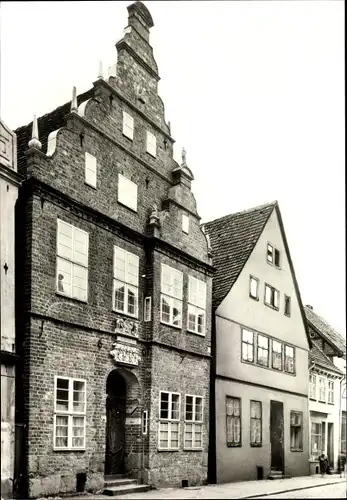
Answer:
[305,306,346,358]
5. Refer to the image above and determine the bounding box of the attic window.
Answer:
[249,276,259,300]
[264,284,279,310]
[284,295,291,317]
[267,243,280,268]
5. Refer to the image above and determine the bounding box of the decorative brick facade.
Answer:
[14,2,213,498]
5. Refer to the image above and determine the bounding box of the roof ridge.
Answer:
[204,200,277,226]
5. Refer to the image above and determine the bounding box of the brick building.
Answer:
[14,2,213,497]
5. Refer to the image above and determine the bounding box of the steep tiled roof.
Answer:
[204,202,276,308]
[309,340,343,375]
[305,306,346,358]
[14,88,94,174]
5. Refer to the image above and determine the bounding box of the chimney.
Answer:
[306,305,313,310]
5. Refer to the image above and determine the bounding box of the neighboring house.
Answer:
[305,305,346,468]
[205,201,311,484]
[0,120,21,499]
[13,2,213,498]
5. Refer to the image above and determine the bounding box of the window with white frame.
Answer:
[267,243,280,267]
[265,284,280,310]
[118,174,138,212]
[328,380,334,404]
[257,334,269,367]
[160,264,183,328]
[187,276,206,335]
[113,247,139,317]
[309,374,317,399]
[85,152,97,188]
[250,400,262,447]
[159,391,180,450]
[146,130,156,157]
[184,395,203,450]
[56,220,89,301]
[54,377,86,450]
[249,276,259,300]
[242,329,254,362]
[144,296,151,322]
[182,214,189,234]
[311,422,322,458]
[226,396,241,447]
[284,345,295,374]
[122,111,134,140]
[318,376,326,402]
[290,411,303,451]
[272,340,283,371]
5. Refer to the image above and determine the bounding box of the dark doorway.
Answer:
[327,423,334,468]
[105,371,127,475]
[270,400,284,473]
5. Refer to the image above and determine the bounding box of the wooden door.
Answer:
[270,400,284,472]
[105,395,126,474]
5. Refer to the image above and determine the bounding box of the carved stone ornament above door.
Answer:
[114,317,139,338]
[110,342,141,366]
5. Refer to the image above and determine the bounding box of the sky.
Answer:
[0,1,345,334]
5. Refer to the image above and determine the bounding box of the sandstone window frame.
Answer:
[56,219,89,302]
[146,130,156,157]
[113,246,139,318]
[118,173,138,212]
[158,391,180,451]
[122,111,134,140]
[160,264,183,329]
[184,395,203,451]
[250,400,262,447]
[84,152,97,188]
[53,376,86,451]
[187,275,206,336]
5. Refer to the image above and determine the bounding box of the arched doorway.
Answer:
[105,371,127,475]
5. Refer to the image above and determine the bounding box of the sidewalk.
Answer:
[67,474,346,500]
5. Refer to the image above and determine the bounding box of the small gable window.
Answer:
[118,174,137,212]
[267,243,280,268]
[146,131,156,157]
[265,284,280,310]
[249,276,259,300]
[85,152,97,188]
[123,111,134,140]
[182,214,189,234]
[284,295,291,317]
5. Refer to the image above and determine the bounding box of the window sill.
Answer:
[160,320,182,330]
[183,448,203,452]
[264,302,280,312]
[249,295,259,302]
[290,448,303,453]
[117,200,137,213]
[284,313,291,318]
[84,181,97,190]
[187,329,205,337]
[56,292,87,304]
[122,132,133,142]
[227,443,241,448]
[146,150,156,159]
[250,443,262,448]
[266,260,281,270]
[53,448,86,452]
[113,309,138,321]
[157,448,179,452]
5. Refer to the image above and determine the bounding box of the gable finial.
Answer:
[98,60,103,80]
[181,147,187,166]
[71,86,78,113]
[28,114,42,150]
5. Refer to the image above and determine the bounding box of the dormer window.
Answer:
[123,111,134,140]
[146,131,156,157]
[267,243,280,268]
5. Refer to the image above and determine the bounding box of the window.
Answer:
[146,131,156,157]
[226,396,241,447]
[341,413,346,454]
[160,264,183,328]
[311,422,322,458]
[187,276,206,335]
[267,243,280,267]
[290,411,303,451]
[284,345,295,374]
[284,295,291,317]
[142,410,148,435]
[272,340,283,371]
[309,374,317,399]
[85,152,97,188]
[241,329,254,362]
[257,335,269,367]
[144,296,151,322]
[56,220,89,301]
[159,391,180,450]
[328,380,334,404]
[113,247,139,317]
[250,401,262,447]
[54,377,86,450]
[182,214,189,234]
[184,395,203,450]
[265,284,280,310]
[249,276,259,300]
[318,376,326,402]
[122,111,134,140]
[118,174,137,212]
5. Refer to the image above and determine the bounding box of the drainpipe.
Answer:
[339,373,346,476]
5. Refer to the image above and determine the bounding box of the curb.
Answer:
[236,478,346,499]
